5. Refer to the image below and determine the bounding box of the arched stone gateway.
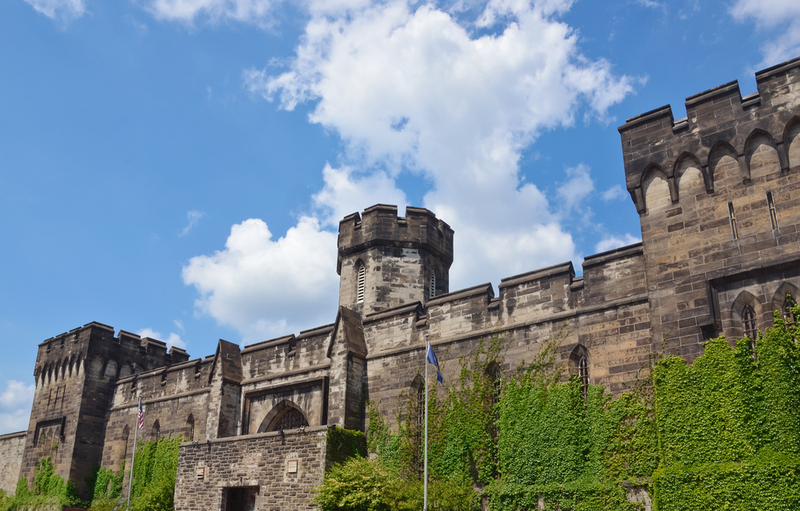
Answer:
[257,400,309,433]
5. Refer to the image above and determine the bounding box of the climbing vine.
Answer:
[0,457,81,511]
[128,434,182,511]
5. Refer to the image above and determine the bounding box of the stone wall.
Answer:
[174,427,328,511]
[0,431,25,494]
[619,56,800,361]
[363,242,652,423]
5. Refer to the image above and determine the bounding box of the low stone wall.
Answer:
[175,426,328,511]
[0,431,26,494]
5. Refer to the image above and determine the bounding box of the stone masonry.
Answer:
[0,56,799,510]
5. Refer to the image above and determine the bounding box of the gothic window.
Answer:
[429,272,436,298]
[187,414,195,441]
[152,420,160,440]
[578,356,589,399]
[356,262,366,304]
[742,305,757,340]
[271,408,308,431]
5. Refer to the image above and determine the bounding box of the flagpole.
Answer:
[126,398,140,510]
[424,338,429,511]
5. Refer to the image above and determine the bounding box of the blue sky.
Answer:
[1,0,799,433]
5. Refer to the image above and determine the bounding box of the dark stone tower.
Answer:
[337,204,454,315]
[21,322,188,498]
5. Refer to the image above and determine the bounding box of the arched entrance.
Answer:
[257,400,309,433]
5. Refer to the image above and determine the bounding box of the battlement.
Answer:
[618,56,800,214]
[34,322,190,386]
[337,204,454,274]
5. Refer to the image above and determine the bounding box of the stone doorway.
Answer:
[224,486,259,511]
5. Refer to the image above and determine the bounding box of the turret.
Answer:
[337,205,454,314]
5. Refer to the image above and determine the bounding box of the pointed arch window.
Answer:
[742,305,757,341]
[356,263,366,304]
[187,414,195,441]
[152,420,160,440]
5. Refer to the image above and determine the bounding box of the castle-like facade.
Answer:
[1,56,799,510]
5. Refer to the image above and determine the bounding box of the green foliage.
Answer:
[326,428,367,468]
[651,304,800,510]
[314,457,404,511]
[0,458,83,511]
[128,434,182,511]
[86,461,125,509]
[314,457,480,511]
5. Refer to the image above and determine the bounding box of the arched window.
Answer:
[186,414,195,441]
[356,263,366,304]
[152,420,160,440]
[271,408,308,431]
[258,401,310,433]
[742,305,757,340]
[429,272,436,298]
[578,357,589,399]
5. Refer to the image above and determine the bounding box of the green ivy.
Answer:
[326,428,367,469]
[652,305,800,510]
[127,434,182,511]
[0,457,82,511]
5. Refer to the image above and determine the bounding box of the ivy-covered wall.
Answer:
[320,308,800,511]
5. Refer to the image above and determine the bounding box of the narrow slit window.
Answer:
[742,305,757,341]
[356,263,365,304]
[578,356,589,399]
[429,273,436,298]
[767,191,778,230]
[728,201,739,240]
[784,295,797,326]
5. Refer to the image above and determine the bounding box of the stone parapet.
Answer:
[337,204,453,274]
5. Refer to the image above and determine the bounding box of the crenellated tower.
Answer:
[22,322,188,499]
[337,204,454,315]
[618,56,800,359]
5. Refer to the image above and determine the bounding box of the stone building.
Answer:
[1,56,799,510]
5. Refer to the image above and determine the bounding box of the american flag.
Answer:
[137,398,144,429]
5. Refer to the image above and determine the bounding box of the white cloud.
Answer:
[142,0,278,27]
[180,210,205,237]
[0,380,34,434]
[173,319,185,332]
[557,164,594,214]
[23,0,85,20]
[182,216,339,343]
[136,328,188,349]
[247,0,634,288]
[312,164,408,227]
[730,0,800,67]
[601,184,625,202]
[594,233,640,253]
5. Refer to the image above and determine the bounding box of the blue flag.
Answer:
[426,342,443,384]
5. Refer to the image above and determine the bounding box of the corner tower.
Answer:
[618,56,800,360]
[337,205,454,315]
